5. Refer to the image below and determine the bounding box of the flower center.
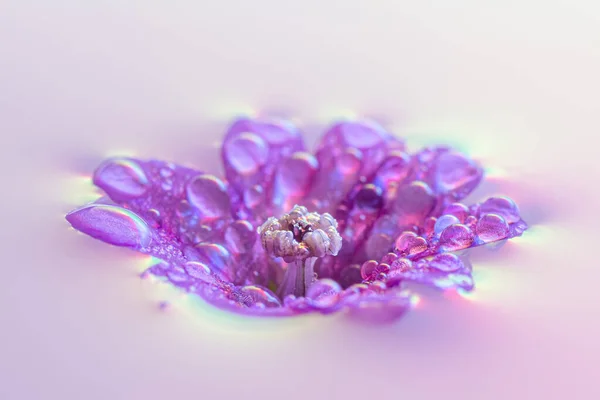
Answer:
[258,205,342,299]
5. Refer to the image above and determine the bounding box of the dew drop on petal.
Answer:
[223,133,269,175]
[184,261,214,284]
[360,259,379,279]
[306,279,342,307]
[186,174,231,221]
[240,285,282,308]
[479,196,521,223]
[66,204,152,249]
[354,183,383,211]
[439,224,474,251]
[476,213,510,242]
[429,253,463,272]
[442,203,470,223]
[224,220,256,254]
[194,243,232,278]
[93,158,149,200]
[395,231,428,256]
[434,215,461,236]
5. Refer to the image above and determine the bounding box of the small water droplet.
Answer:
[476,213,509,242]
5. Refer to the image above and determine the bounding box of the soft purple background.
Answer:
[1,1,599,399]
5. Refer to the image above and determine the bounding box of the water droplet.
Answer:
[93,158,149,201]
[184,261,214,284]
[380,252,398,265]
[429,253,463,272]
[224,220,256,254]
[306,279,342,307]
[66,204,152,249]
[442,203,470,222]
[439,224,474,251]
[434,214,461,236]
[240,285,281,308]
[476,213,509,242]
[194,243,231,278]
[354,184,383,210]
[186,174,231,221]
[480,196,520,223]
[223,133,269,175]
[360,259,379,279]
[395,231,428,256]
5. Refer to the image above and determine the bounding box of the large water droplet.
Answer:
[439,224,474,251]
[194,243,231,278]
[66,204,152,249]
[480,196,520,223]
[306,279,342,308]
[93,158,149,201]
[224,220,256,254]
[476,213,510,242]
[360,259,379,279]
[240,285,281,308]
[442,203,470,222]
[429,253,463,272]
[434,214,461,236]
[223,133,269,175]
[395,231,428,256]
[186,174,231,221]
[184,261,214,284]
[354,184,383,211]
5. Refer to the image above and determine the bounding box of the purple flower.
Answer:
[66,118,527,321]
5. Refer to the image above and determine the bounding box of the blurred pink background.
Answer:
[1,1,599,399]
